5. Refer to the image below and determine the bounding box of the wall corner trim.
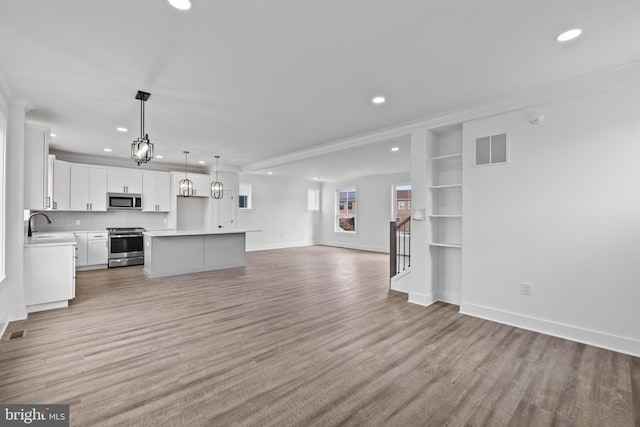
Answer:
[460,302,640,358]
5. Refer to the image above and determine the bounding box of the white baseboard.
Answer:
[7,306,27,322]
[408,292,435,307]
[460,302,640,358]
[319,241,388,253]
[246,241,315,252]
[435,290,462,305]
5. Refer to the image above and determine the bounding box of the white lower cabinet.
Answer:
[74,231,108,268]
[24,243,76,312]
[74,232,88,266]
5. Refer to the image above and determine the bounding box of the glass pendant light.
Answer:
[179,151,194,197]
[131,91,154,166]
[210,155,223,199]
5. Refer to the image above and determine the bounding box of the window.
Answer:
[239,183,251,209]
[398,201,405,210]
[336,188,356,233]
[475,133,508,166]
[307,189,319,211]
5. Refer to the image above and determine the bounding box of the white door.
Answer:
[217,190,233,229]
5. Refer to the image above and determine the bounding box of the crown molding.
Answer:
[243,60,640,173]
[10,98,33,113]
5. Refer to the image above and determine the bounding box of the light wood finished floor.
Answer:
[1,246,639,426]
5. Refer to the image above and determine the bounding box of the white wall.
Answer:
[0,78,8,335]
[320,172,410,253]
[460,83,640,356]
[236,174,321,251]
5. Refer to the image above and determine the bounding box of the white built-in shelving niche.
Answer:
[429,125,463,300]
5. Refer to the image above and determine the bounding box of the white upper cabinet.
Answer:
[24,125,50,210]
[70,166,107,211]
[107,169,143,194]
[142,171,171,212]
[51,161,70,211]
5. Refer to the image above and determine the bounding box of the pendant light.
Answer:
[131,90,154,166]
[210,155,224,199]
[179,151,194,197]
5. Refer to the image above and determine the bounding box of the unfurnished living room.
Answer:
[0,1,639,426]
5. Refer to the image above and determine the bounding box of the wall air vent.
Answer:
[475,133,508,166]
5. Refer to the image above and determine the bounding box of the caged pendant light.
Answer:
[179,151,194,197]
[210,155,223,199]
[131,91,154,166]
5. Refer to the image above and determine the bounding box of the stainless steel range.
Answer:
[107,227,145,268]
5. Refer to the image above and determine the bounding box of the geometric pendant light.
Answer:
[131,90,154,166]
[179,150,194,197]
[210,155,223,199]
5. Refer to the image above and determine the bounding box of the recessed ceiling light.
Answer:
[372,96,386,105]
[104,148,112,152]
[117,127,128,132]
[50,133,56,137]
[313,177,318,180]
[555,28,582,42]
[267,171,273,175]
[198,160,205,164]
[168,0,192,10]
[391,147,399,152]
[156,155,164,159]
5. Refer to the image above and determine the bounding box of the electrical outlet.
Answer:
[521,283,532,296]
[75,220,81,226]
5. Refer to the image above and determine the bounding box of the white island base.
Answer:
[143,230,252,278]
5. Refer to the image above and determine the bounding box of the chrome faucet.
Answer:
[28,212,52,237]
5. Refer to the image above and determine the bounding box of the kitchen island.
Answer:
[143,229,257,278]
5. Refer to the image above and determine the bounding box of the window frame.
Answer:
[238,183,252,210]
[306,188,320,212]
[335,187,357,234]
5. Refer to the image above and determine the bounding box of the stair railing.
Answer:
[390,216,411,278]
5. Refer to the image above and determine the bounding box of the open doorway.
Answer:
[392,184,411,275]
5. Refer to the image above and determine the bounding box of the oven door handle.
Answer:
[110,234,144,238]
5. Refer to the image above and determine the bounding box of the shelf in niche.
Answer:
[430,153,462,161]
[429,215,462,218]
[430,184,462,189]
[429,243,462,248]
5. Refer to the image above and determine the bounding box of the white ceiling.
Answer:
[1,0,639,181]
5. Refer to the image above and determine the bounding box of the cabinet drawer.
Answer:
[88,232,108,240]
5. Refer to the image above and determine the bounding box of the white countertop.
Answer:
[144,229,260,237]
[25,232,77,247]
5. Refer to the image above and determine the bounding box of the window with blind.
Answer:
[307,189,319,211]
[239,183,252,209]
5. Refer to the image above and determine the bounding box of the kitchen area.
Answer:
[23,124,245,314]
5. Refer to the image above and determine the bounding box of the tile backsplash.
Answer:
[30,211,170,232]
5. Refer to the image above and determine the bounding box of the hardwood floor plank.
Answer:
[0,246,638,426]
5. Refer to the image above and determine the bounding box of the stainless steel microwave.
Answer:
[107,193,143,210]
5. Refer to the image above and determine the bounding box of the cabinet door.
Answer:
[52,161,70,210]
[74,232,88,267]
[107,169,127,193]
[157,173,171,211]
[126,171,143,193]
[89,168,107,211]
[142,172,158,212]
[24,126,49,210]
[69,166,90,211]
[88,237,108,265]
